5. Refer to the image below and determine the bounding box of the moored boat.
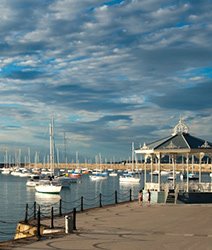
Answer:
[119,173,140,184]
[35,117,62,194]
[35,179,62,194]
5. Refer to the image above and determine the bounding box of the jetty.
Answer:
[1,201,212,250]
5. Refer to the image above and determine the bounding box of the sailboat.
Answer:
[119,142,141,184]
[89,154,108,181]
[35,117,62,194]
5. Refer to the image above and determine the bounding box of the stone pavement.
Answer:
[2,202,212,250]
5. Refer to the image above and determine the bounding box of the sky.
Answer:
[0,0,212,163]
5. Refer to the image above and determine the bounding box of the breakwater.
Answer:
[5,162,212,173]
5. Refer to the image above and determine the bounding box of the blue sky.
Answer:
[0,0,212,163]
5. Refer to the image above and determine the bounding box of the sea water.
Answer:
[0,172,143,242]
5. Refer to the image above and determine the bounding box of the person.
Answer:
[147,189,151,206]
[138,189,143,206]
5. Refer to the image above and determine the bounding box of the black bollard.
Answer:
[81,196,84,212]
[99,193,102,207]
[51,207,54,229]
[59,199,62,216]
[129,189,132,202]
[37,206,41,239]
[73,208,76,230]
[34,201,37,220]
[115,190,118,204]
[25,203,28,223]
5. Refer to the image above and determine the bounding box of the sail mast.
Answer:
[49,117,54,176]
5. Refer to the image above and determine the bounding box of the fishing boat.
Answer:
[35,118,62,194]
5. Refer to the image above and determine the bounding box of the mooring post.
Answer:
[115,190,118,204]
[81,196,84,211]
[73,208,76,230]
[51,207,54,229]
[25,203,28,223]
[59,199,62,216]
[37,206,41,239]
[34,201,36,220]
[99,193,102,207]
[129,189,132,201]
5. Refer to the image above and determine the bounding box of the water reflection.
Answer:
[35,193,61,216]
[35,192,61,205]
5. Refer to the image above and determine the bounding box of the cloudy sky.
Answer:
[0,0,212,163]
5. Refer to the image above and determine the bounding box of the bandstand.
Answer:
[135,118,212,203]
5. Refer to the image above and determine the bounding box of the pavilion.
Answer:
[135,118,212,203]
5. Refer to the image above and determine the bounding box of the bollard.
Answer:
[25,203,28,223]
[59,199,62,216]
[73,208,76,230]
[51,207,54,229]
[34,201,37,220]
[81,196,84,211]
[65,215,73,233]
[115,190,118,204]
[129,189,132,202]
[99,193,102,207]
[37,206,41,238]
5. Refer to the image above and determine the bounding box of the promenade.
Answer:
[1,201,212,250]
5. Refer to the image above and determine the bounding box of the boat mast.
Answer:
[132,142,134,172]
[49,117,54,176]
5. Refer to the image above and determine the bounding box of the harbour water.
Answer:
[0,171,143,242]
[0,171,211,242]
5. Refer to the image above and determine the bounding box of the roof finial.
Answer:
[172,117,189,135]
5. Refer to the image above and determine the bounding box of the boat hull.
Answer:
[35,182,62,194]
[119,176,140,184]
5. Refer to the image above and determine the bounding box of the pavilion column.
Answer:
[156,153,161,192]
[199,152,205,184]
[172,154,176,187]
[186,153,189,192]
[144,155,148,189]
[150,155,153,183]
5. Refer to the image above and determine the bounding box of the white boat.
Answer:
[26,175,40,187]
[210,173,212,178]
[35,117,62,194]
[89,169,108,180]
[109,172,118,177]
[1,168,11,175]
[149,170,170,176]
[35,179,62,194]
[89,174,108,181]
[19,169,31,177]
[89,154,108,181]
[119,173,140,184]
[119,142,141,184]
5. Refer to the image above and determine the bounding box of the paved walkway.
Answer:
[1,202,212,250]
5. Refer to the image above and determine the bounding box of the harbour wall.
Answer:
[6,163,212,173]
